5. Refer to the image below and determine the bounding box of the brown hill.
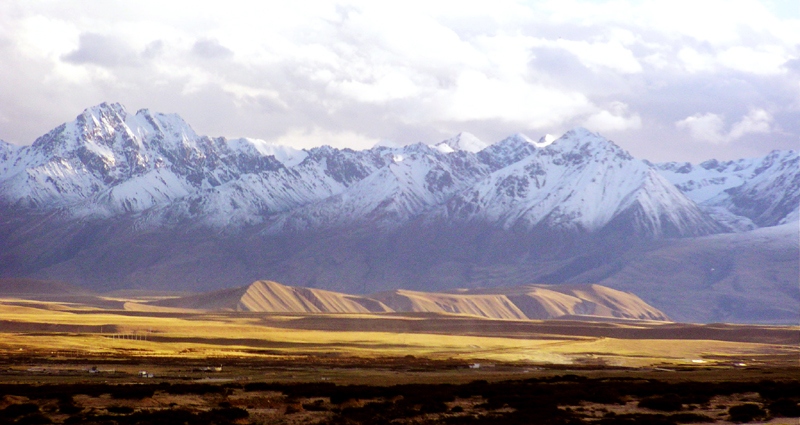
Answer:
[151,280,668,321]
[153,280,393,313]
[451,284,666,320]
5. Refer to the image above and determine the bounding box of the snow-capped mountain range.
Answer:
[434,129,720,237]
[1,102,794,235]
[654,151,799,231]
[1,103,798,324]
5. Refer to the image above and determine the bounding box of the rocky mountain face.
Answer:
[434,128,721,237]
[655,150,800,230]
[0,103,797,324]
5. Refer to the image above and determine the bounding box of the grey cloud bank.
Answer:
[0,0,798,162]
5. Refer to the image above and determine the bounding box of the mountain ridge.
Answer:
[1,103,793,234]
[0,103,797,324]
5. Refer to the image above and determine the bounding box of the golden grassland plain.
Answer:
[0,297,797,374]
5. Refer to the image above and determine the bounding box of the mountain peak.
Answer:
[131,108,198,143]
[79,102,129,125]
[502,132,535,146]
[547,127,633,161]
[84,101,126,114]
[563,126,600,138]
[436,132,488,153]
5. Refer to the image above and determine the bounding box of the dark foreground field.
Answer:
[1,355,798,425]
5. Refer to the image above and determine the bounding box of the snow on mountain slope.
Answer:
[97,168,194,214]
[434,132,488,153]
[267,144,491,231]
[0,103,299,217]
[476,133,537,171]
[1,102,793,236]
[0,140,17,166]
[0,103,191,211]
[656,150,799,228]
[227,138,307,167]
[720,151,799,227]
[438,128,719,237]
[175,147,394,226]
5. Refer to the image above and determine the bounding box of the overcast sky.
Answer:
[1,0,798,162]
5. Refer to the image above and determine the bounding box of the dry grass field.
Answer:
[0,295,797,424]
[0,296,796,368]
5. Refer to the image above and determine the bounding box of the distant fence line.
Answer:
[101,329,153,341]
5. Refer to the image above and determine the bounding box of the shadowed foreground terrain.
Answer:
[1,371,799,424]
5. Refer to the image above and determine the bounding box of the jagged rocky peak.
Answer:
[544,127,633,161]
[79,101,128,125]
[440,126,719,237]
[25,102,199,165]
[655,149,799,227]
[0,102,795,237]
[501,132,536,146]
[300,145,391,185]
[30,102,125,153]
[722,150,799,227]
[130,107,199,148]
[477,132,537,170]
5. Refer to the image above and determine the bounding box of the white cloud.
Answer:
[728,109,773,139]
[271,126,378,150]
[583,102,642,132]
[542,38,643,74]
[332,70,422,104]
[439,70,594,127]
[676,113,727,144]
[679,45,792,75]
[15,15,79,60]
[540,0,797,46]
[634,0,777,45]
[677,48,716,73]
[717,46,790,75]
[676,109,773,144]
[0,0,797,161]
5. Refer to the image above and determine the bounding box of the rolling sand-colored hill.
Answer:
[153,280,393,314]
[446,284,667,320]
[151,280,668,321]
[372,289,528,320]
